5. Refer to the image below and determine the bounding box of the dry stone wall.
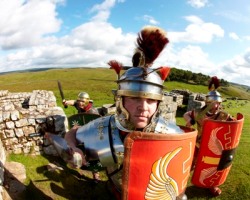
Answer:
[186,93,206,111]
[169,89,192,105]
[0,139,5,200]
[0,90,68,199]
[0,89,184,200]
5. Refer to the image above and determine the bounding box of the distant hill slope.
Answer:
[1,67,250,103]
[219,85,250,100]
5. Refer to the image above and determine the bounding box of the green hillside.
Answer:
[1,67,250,105]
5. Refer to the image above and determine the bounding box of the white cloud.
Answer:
[143,15,159,25]
[215,10,250,23]
[229,32,240,40]
[155,41,250,86]
[0,20,136,71]
[90,0,116,22]
[0,0,135,72]
[168,16,224,43]
[218,49,250,85]
[166,45,215,74]
[187,0,209,8]
[185,15,204,24]
[243,35,250,41]
[0,0,62,49]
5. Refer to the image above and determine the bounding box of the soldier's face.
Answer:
[78,99,88,108]
[123,97,158,129]
[207,101,221,114]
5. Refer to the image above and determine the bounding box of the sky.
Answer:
[0,0,250,86]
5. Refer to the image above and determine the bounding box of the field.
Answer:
[1,68,250,199]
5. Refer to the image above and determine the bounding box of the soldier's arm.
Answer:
[63,100,76,106]
[64,127,78,148]
[183,111,196,127]
[64,126,87,167]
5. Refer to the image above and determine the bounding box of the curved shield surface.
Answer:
[68,113,100,128]
[122,126,197,200]
[192,113,244,188]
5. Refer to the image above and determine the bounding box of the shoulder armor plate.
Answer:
[76,115,124,168]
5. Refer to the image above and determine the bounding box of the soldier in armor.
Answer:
[63,92,100,181]
[64,26,188,199]
[183,76,235,196]
[63,92,99,114]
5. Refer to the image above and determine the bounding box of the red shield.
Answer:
[192,113,244,187]
[122,126,197,200]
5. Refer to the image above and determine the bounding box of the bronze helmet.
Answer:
[77,92,90,106]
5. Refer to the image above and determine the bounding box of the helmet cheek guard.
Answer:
[115,96,135,131]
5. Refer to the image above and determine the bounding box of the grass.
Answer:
[7,154,114,200]
[2,68,250,199]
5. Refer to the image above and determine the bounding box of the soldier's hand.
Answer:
[186,121,192,127]
[186,118,195,127]
[68,146,87,168]
[62,99,67,105]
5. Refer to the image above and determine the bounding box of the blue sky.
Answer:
[0,0,250,86]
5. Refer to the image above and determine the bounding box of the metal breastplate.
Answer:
[144,111,184,134]
[76,114,183,193]
[75,115,124,169]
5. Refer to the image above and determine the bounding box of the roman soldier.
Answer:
[49,26,197,200]
[184,77,244,196]
[63,92,99,114]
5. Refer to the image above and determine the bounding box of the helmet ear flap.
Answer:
[115,96,135,131]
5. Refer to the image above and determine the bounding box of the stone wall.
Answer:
[186,93,206,111]
[0,89,181,200]
[170,89,192,105]
[0,90,68,199]
[0,139,5,200]
[164,92,183,107]
[159,95,178,122]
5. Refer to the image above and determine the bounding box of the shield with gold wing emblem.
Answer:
[68,113,100,128]
[122,126,197,200]
[192,113,244,188]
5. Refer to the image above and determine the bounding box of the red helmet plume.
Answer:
[108,60,123,75]
[133,26,169,67]
[208,76,220,91]
[159,66,171,81]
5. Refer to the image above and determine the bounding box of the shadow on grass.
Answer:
[26,181,53,200]
[3,166,52,200]
[185,185,216,199]
[34,154,116,200]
